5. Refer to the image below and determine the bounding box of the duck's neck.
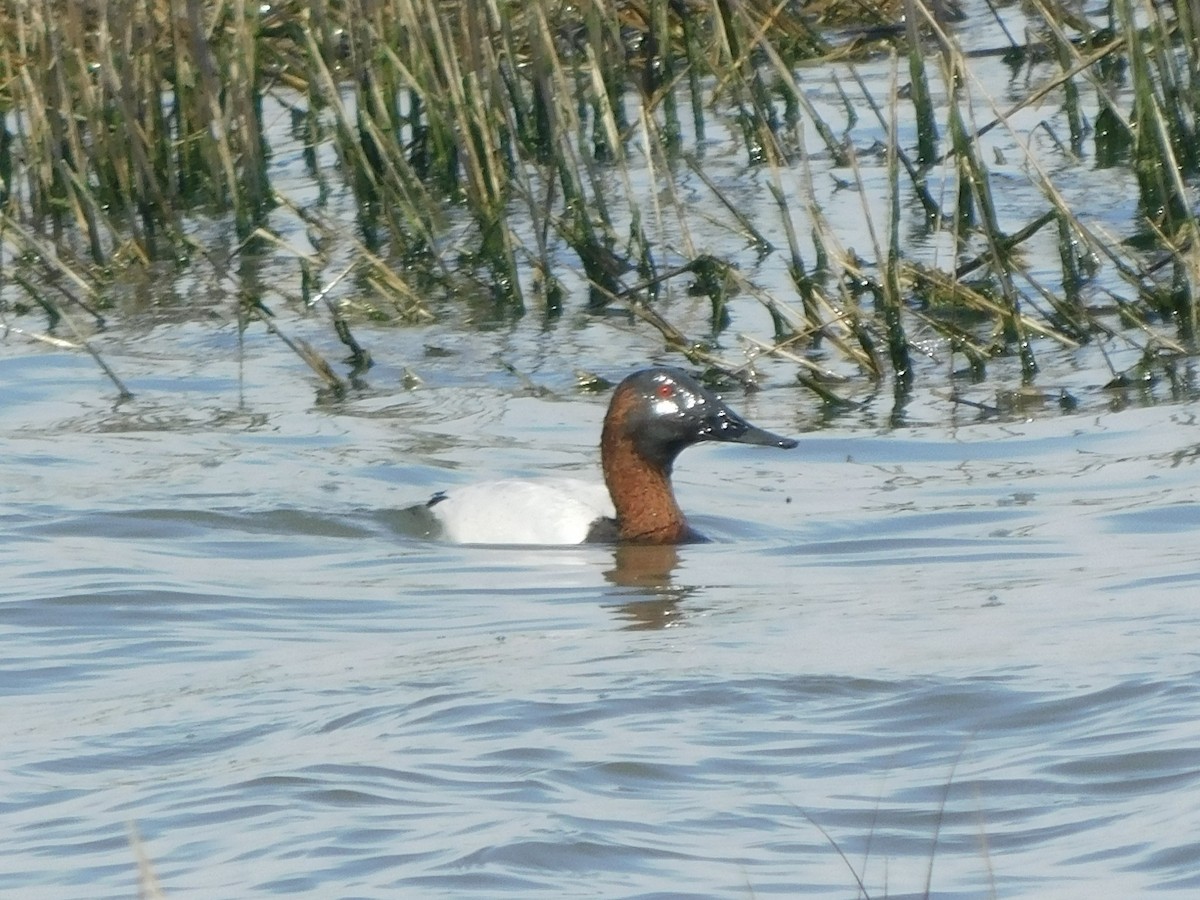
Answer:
[601,427,690,544]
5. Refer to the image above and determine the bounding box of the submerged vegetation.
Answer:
[2,0,1200,408]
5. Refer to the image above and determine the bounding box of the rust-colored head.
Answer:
[599,367,796,543]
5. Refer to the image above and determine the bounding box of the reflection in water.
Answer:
[606,543,680,587]
[604,543,696,629]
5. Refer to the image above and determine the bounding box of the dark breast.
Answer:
[584,516,620,543]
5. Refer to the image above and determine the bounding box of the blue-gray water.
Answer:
[4,331,1200,898]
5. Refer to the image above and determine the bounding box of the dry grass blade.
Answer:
[246,301,346,393]
[129,824,166,900]
[684,154,773,254]
[0,321,79,349]
[845,65,942,222]
[882,53,912,391]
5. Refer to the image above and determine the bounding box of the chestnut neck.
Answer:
[601,402,692,545]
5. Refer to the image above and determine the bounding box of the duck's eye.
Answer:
[656,382,674,400]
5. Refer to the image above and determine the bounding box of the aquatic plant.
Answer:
[0,0,1198,408]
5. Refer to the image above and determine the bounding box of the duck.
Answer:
[409,366,797,545]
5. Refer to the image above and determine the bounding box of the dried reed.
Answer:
[0,0,1198,404]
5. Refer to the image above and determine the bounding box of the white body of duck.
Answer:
[411,366,796,545]
[424,478,614,545]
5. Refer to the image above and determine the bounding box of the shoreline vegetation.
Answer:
[1,0,1199,405]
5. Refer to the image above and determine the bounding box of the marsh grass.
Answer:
[1,0,1199,405]
[128,824,165,900]
[778,744,996,900]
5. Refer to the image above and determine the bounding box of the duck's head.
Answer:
[603,367,798,471]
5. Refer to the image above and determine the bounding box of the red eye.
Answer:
[656,383,674,399]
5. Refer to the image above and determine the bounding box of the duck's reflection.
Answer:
[604,543,697,629]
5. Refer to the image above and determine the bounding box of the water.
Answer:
[4,318,1200,898]
[5,9,1200,897]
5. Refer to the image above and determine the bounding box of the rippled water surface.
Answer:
[4,321,1200,899]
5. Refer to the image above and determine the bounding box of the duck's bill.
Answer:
[703,408,798,449]
[736,422,798,449]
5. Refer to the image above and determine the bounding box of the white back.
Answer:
[429,478,615,545]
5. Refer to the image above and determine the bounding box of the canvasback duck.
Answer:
[411,366,797,545]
